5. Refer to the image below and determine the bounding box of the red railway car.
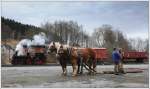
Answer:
[123,51,148,59]
[122,51,148,63]
[92,48,108,61]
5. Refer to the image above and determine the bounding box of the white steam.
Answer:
[15,32,47,56]
[19,39,32,47]
[31,32,47,45]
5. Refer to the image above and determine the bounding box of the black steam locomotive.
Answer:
[11,45,47,65]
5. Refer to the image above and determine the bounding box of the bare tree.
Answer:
[128,38,147,51]
[92,28,105,47]
[115,30,129,50]
[144,39,149,52]
[41,20,87,46]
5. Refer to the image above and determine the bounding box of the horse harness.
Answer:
[66,47,73,60]
[57,45,73,61]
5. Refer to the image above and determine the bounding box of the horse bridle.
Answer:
[57,45,73,60]
[58,45,64,54]
[49,45,57,53]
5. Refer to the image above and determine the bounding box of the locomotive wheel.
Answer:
[136,59,143,63]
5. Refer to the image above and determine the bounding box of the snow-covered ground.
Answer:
[2,64,149,88]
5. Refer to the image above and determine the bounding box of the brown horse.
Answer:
[48,42,96,76]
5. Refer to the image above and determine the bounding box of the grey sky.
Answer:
[1,1,149,39]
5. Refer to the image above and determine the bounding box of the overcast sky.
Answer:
[1,1,149,39]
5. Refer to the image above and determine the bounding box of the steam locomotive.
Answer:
[11,45,47,65]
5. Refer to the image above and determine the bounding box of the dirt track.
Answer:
[1,64,149,88]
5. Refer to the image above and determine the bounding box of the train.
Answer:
[11,45,47,65]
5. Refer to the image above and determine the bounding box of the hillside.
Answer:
[1,17,46,41]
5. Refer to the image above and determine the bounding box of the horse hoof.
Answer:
[93,72,97,75]
[72,74,77,77]
[88,72,95,75]
[87,72,91,75]
[61,73,67,76]
[77,71,80,74]
[80,72,83,74]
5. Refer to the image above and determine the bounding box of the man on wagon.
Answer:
[112,48,121,75]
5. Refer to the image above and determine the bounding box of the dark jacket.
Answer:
[112,51,121,62]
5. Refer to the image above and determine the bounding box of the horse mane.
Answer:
[49,41,71,54]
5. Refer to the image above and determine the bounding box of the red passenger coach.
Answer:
[92,48,108,61]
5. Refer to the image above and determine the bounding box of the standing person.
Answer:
[112,48,121,75]
[118,48,126,74]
